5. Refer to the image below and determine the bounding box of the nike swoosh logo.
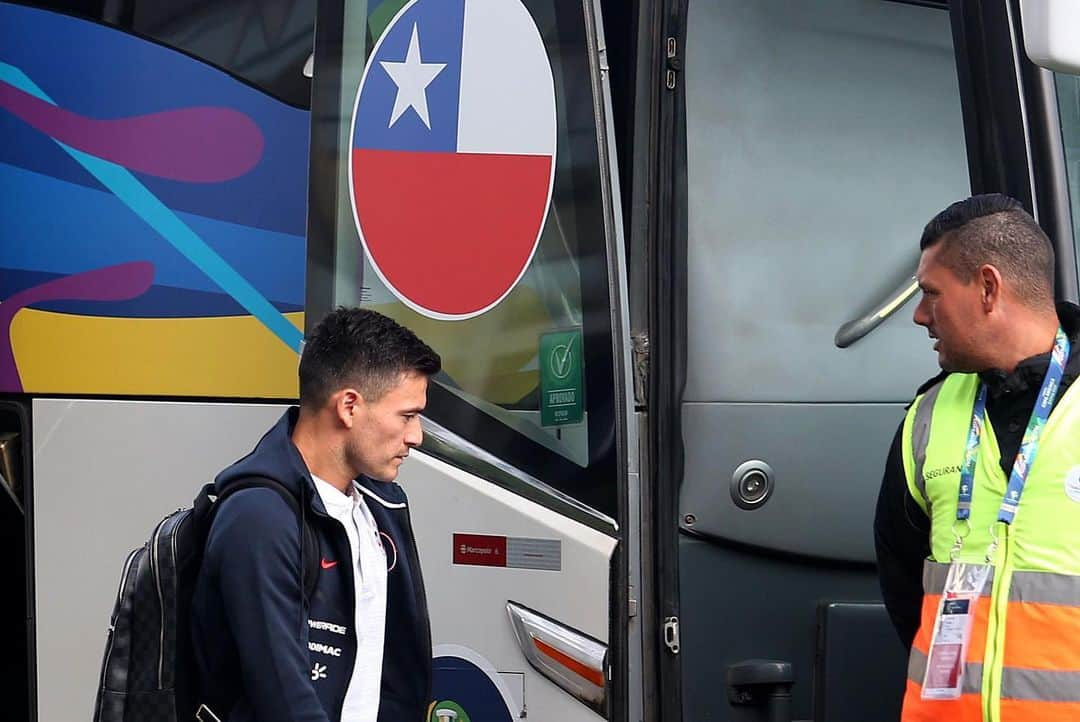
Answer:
[320,558,338,569]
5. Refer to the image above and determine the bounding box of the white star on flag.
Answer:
[380,23,446,129]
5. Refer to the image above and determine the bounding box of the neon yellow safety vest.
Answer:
[900,372,1080,722]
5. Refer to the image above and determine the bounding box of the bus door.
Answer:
[645,1,1080,720]
[642,0,1067,720]
[307,1,635,720]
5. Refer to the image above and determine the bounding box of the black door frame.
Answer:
[949,0,1078,301]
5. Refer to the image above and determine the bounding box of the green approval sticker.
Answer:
[539,328,584,427]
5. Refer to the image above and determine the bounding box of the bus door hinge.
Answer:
[665,37,680,90]
[631,331,648,407]
[663,616,680,654]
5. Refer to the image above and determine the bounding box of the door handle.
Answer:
[834,275,919,348]
[727,659,794,722]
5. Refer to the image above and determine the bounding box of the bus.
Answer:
[4,0,1080,720]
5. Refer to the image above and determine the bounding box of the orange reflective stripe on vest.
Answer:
[910,561,992,664]
[904,570,1080,720]
[996,571,1080,718]
[1003,571,1080,671]
[998,666,1080,722]
[902,372,1080,721]
[999,699,1080,722]
[902,561,990,721]
[902,679,983,722]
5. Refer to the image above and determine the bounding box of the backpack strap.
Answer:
[213,478,320,602]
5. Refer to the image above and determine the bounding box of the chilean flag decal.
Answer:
[349,0,557,320]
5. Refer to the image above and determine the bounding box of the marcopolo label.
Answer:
[453,533,561,571]
[453,533,507,567]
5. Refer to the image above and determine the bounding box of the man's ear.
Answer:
[335,388,363,428]
[979,264,1004,312]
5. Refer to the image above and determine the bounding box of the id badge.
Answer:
[921,562,992,700]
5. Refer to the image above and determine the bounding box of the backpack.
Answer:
[93,478,320,722]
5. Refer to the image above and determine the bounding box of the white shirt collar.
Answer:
[311,474,356,515]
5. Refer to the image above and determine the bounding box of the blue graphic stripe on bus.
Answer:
[0,2,308,236]
[0,62,303,352]
[352,0,465,153]
[0,162,304,311]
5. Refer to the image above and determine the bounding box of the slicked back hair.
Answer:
[920,193,1055,309]
[299,307,442,409]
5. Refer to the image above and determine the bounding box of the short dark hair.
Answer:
[920,193,1055,308]
[299,307,441,408]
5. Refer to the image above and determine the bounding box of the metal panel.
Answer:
[815,602,907,722]
[32,399,286,722]
[679,537,901,722]
[32,398,614,722]
[399,451,615,722]
[679,402,904,563]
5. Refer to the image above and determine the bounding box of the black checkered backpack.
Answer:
[92,478,319,722]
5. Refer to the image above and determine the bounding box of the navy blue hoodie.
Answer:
[191,409,432,721]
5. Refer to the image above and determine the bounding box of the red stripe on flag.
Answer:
[352,148,552,316]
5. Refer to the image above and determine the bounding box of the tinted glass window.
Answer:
[307,0,620,516]
[684,0,970,404]
[1056,72,1080,281]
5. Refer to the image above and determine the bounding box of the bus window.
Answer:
[1056,72,1080,280]
[309,0,620,517]
[684,0,969,406]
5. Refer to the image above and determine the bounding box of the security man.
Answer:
[874,194,1080,721]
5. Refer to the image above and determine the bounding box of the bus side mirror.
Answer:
[1021,0,1080,74]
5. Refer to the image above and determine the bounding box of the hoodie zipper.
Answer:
[402,505,432,698]
[365,485,431,708]
[355,480,432,707]
[330,515,356,722]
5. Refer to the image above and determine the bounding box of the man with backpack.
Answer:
[191,307,442,722]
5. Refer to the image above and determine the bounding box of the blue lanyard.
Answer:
[956,328,1070,526]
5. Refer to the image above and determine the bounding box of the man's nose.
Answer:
[913,297,930,327]
[405,419,423,447]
